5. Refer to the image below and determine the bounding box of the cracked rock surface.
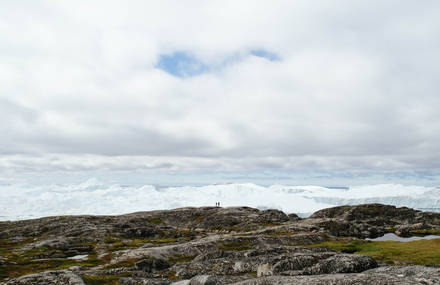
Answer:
[1,204,440,284]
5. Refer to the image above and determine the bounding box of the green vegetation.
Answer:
[210,225,225,231]
[209,225,243,232]
[264,231,293,237]
[108,239,146,250]
[147,218,164,225]
[0,233,198,281]
[310,238,440,265]
[82,273,131,285]
[107,237,187,251]
[22,246,64,259]
[0,238,34,255]
[0,265,7,280]
[1,255,104,280]
[217,240,252,251]
[384,226,396,233]
[410,229,440,235]
[0,238,104,281]
[208,225,255,232]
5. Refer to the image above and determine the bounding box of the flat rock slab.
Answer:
[229,266,440,285]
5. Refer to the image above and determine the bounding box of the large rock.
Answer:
[171,247,376,279]
[0,207,289,242]
[4,270,85,285]
[308,204,440,238]
[229,266,440,284]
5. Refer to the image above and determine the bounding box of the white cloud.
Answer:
[0,1,439,178]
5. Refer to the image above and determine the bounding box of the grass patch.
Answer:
[150,237,182,244]
[217,240,252,251]
[209,225,254,232]
[82,273,131,285]
[4,257,103,279]
[210,225,224,231]
[0,265,7,279]
[108,237,183,251]
[22,246,64,259]
[410,229,440,235]
[109,239,145,250]
[0,251,104,281]
[209,225,242,232]
[0,238,34,255]
[384,226,396,233]
[264,231,293,237]
[148,218,164,225]
[147,218,164,225]
[310,238,440,265]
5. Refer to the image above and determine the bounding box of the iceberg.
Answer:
[0,179,438,221]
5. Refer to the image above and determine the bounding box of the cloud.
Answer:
[0,0,439,179]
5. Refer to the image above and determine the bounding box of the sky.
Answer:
[1,1,440,186]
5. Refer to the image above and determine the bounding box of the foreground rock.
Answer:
[3,270,85,285]
[229,266,440,285]
[1,204,440,284]
[306,203,440,238]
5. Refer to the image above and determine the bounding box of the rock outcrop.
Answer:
[228,266,440,285]
[1,204,439,284]
[307,203,440,238]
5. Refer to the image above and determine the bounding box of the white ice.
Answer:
[0,178,439,221]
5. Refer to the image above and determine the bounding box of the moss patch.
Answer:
[410,229,440,235]
[108,237,185,251]
[0,238,34,255]
[22,246,64,259]
[311,238,440,265]
[384,226,396,233]
[147,218,164,225]
[264,231,293,237]
[82,273,131,285]
[217,240,252,251]
[0,250,104,281]
[0,265,7,279]
[209,225,253,232]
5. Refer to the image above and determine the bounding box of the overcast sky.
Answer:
[1,1,439,184]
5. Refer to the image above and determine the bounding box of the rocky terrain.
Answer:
[1,204,440,284]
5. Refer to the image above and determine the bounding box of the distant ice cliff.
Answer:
[0,179,438,221]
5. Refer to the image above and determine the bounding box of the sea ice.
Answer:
[0,179,438,221]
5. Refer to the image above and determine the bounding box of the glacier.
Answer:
[0,179,439,221]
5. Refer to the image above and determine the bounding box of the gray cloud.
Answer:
[0,1,439,178]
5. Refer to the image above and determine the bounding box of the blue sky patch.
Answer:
[156,52,209,77]
[156,49,279,77]
[250,49,279,61]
